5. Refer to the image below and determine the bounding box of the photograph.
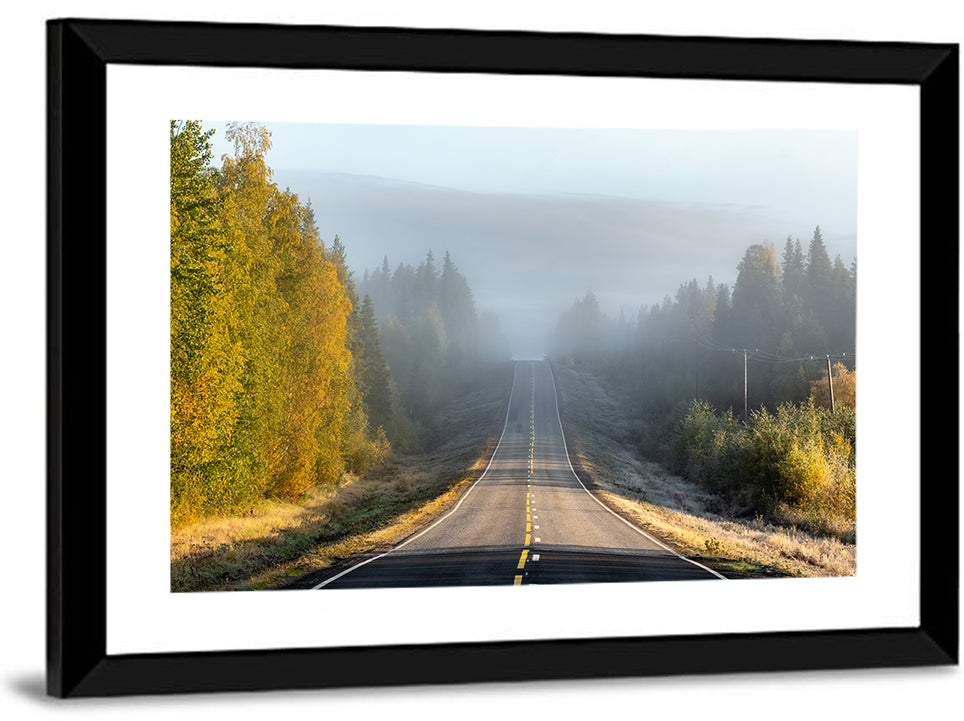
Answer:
[170,121,859,594]
[29,3,957,708]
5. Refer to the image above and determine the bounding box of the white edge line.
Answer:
[312,363,521,589]
[545,361,728,581]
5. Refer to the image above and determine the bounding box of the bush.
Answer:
[672,400,740,492]
[673,398,855,540]
[345,426,391,476]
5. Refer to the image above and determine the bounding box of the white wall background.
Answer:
[2,1,961,718]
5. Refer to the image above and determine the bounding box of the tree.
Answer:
[263,189,354,498]
[354,294,399,435]
[810,362,856,410]
[551,291,606,362]
[415,250,439,313]
[215,122,289,503]
[712,282,731,343]
[804,225,834,339]
[825,255,857,352]
[439,251,477,363]
[406,306,448,422]
[730,242,783,351]
[212,122,357,501]
[169,120,244,524]
[356,249,502,436]
[781,236,805,305]
[379,316,415,417]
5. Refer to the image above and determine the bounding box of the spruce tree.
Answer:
[730,242,784,350]
[170,120,244,524]
[355,294,397,434]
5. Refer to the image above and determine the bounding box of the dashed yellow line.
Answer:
[516,368,541,587]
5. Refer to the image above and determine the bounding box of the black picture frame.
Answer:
[47,18,958,698]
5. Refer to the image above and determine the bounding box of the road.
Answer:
[314,360,724,589]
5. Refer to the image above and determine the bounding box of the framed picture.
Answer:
[47,18,957,697]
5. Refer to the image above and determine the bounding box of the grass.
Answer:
[551,362,856,579]
[172,358,856,590]
[171,361,514,592]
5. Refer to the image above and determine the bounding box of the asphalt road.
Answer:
[314,360,724,589]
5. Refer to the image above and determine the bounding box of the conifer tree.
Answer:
[730,242,784,350]
[439,251,478,363]
[804,226,834,343]
[170,120,244,524]
[781,235,805,305]
[354,294,400,436]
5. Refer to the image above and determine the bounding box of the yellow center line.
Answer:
[519,387,538,587]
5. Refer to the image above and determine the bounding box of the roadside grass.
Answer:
[551,363,856,578]
[171,362,513,592]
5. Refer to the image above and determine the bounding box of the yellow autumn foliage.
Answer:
[171,121,382,525]
[809,361,855,410]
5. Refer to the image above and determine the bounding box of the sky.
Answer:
[209,122,858,358]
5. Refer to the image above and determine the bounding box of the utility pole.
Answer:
[743,348,748,420]
[826,355,835,413]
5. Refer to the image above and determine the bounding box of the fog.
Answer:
[213,124,858,359]
[275,170,854,358]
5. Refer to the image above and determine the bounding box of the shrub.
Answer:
[673,398,855,540]
[673,400,733,484]
[345,426,391,476]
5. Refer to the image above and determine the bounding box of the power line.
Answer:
[696,337,855,365]
[694,337,854,418]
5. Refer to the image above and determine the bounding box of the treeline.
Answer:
[171,121,412,526]
[548,229,857,539]
[550,228,856,416]
[358,252,510,434]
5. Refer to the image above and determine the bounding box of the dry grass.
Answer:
[171,362,514,592]
[552,363,855,578]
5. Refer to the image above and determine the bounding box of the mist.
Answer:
[208,123,861,360]
[275,168,856,359]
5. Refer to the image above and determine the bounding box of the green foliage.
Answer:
[810,361,856,410]
[170,122,499,526]
[671,398,856,539]
[170,120,247,525]
[343,424,392,477]
[170,121,395,526]
[358,250,509,444]
[550,224,855,465]
[730,242,784,350]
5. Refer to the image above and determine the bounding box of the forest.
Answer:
[357,252,510,435]
[172,116,856,542]
[548,230,857,539]
[170,121,506,526]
